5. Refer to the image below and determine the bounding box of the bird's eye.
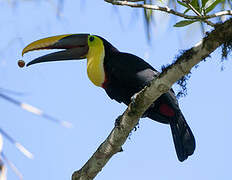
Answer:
[89,36,94,42]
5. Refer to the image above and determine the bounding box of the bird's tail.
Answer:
[169,111,195,162]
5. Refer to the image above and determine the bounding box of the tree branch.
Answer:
[182,0,215,27]
[105,0,232,21]
[72,19,232,180]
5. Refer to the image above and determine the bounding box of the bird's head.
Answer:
[22,34,117,67]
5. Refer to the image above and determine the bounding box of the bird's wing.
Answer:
[104,52,159,104]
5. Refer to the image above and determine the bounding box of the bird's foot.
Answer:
[118,147,123,152]
[131,92,139,103]
[134,122,140,131]
[114,115,122,128]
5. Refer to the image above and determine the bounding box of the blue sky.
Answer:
[0,1,232,180]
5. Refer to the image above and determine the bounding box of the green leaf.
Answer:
[177,0,189,8]
[202,0,209,8]
[205,0,223,14]
[174,20,197,27]
[184,8,190,14]
[191,0,200,11]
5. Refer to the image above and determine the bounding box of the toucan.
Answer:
[22,34,195,162]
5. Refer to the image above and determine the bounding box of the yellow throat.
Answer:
[86,36,105,87]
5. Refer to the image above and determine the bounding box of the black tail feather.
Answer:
[169,111,195,162]
[145,92,195,162]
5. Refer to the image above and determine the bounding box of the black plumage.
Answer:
[101,38,195,162]
[23,34,196,162]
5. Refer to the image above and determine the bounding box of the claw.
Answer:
[114,115,122,128]
[130,92,139,103]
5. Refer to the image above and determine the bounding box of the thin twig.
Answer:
[183,1,215,26]
[0,160,7,180]
[0,127,33,159]
[1,152,23,180]
[105,0,232,21]
[0,93,72,128]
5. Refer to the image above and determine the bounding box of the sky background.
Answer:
[0,0,232,180]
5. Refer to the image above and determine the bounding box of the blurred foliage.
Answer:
[1,0,231,37]
[140,0,231,37]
